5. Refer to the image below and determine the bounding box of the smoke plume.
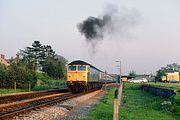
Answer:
[77,3,141,54]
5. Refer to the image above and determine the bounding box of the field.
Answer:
[83,83,179,120]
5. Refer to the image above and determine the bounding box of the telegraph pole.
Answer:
[116,60,122,105]
[116,61,121,84]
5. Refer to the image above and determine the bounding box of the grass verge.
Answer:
[0,79,67,94]
[0,89,28,94]
[83,88,115,120]
[146,82,180,92]
[32,79,67,91]
[145,82,180,116]
[120,83,178,120]
[84,83,179,120]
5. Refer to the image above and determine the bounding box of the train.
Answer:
[67,60,114,93]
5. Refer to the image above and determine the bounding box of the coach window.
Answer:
[78,66,86,71]
[68,66,76,71]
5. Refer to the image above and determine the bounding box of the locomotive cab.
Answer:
[67,64,88,93]
[67,60,103,93]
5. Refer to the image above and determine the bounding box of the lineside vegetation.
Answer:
[0,41,67,92]
[144,83,180,116]
[146,83,180,92]
[83,83,179,120]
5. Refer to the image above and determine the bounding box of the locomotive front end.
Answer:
[67,64,89,93]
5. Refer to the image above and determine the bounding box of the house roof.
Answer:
[0,57,9,66]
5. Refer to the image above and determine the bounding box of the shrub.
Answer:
[4,63,37,89]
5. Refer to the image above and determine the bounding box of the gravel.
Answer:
[13,90,105,120]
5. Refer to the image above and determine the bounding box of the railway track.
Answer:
[0,89,99,120]
[0,89,69,105]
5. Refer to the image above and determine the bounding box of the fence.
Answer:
[0,81,67,92]
[0,81,32,90]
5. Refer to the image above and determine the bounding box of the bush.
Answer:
[0,64,7,88]
[1,63,37,89]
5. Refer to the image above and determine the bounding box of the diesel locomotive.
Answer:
[67,60,108,93]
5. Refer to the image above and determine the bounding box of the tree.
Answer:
[0,63,7,88]
[55,55,68,76]
[163,63,180,72]
[19,40,43,71]
[128,70,136,78]
[40,45,56,71]
[42,57,64,79]
[156,69,167,81]
[156,63,180,81]
[6,62,37,89]
[19,40,67,79]
[31,41,43,71]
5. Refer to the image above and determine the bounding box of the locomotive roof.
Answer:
[68,60,102,72]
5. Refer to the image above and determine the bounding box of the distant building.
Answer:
[121,75,133,82]
[162,72,179,82]
[0,54,9,66]
[167,72,179,81]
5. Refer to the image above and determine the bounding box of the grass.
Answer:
[173,94,180,115]
[0,79,67,94]
[83,83,179,120]
[120,83,178,120]
[145,82,180,116]
[32,79,67,91]
[83,88,115,120]
[0,89,28,94]
[146,82,180,92]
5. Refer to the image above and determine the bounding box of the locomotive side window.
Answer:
[68,66,76,71]
[78,65,86,71]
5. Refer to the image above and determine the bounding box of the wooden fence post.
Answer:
[113,89,119,120]
[14,81,16,91]
[29,82,31,92]
[119,82,123,105]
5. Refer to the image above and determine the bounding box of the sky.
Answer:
[0,0,180,75]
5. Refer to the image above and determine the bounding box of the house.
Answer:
[0,54,9,66]
[167,72,179,81]
[162,72,179,82]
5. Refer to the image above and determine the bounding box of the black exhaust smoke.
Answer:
[78,15,111,40]
[77,3,141,54]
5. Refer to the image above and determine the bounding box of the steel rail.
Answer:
[0,89,99,120]
[0,89,69,104]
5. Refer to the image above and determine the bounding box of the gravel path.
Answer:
[13,90,105,120]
